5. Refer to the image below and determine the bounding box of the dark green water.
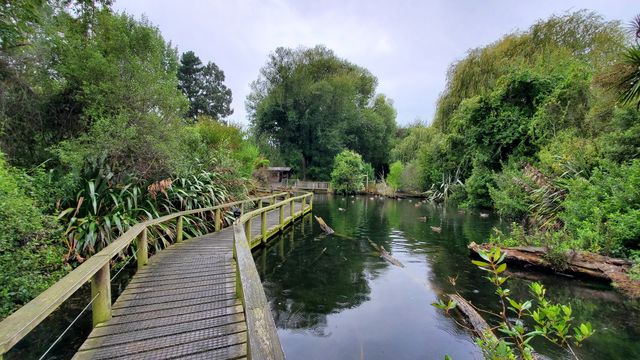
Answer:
[254,194,640,360]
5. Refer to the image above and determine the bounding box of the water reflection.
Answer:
[257,194,640,360]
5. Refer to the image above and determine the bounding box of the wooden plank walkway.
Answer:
[73,203,309,360]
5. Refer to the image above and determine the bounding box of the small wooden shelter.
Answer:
[266,167,292,184]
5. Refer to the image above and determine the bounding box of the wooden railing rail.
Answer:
[233,191,313,359]
[0,192,288,357]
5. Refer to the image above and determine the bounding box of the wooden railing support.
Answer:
[91,264,112,327]
[137,227,148,270]
[245,218,251,243]
[176,216,183,243]
[261,210,267,241]
[258,199,263,209]
[290,197,295,218]
[215,208,222,232]
[302,196,307,211]
[279,202,285,228]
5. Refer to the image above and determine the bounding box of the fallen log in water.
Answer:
[314,216,335,235]
[367,238,404,267]
[468,242,640,298]
[447,294,492,337]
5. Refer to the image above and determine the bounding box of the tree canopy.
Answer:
[178,51,233,120]
[247,45,396,180]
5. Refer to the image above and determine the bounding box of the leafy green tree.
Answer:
[178,51,233,120]
[247,45,396,179]
[330,150,366,194]
[47,10,189,180]
[386,161,403,192]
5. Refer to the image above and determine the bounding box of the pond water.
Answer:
[254,194,640,360]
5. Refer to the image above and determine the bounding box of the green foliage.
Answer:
[59,161,240,258]
[400,160,421,193]
[386,161,403,192]
[434,247,594,359]
[0,154,69,319]
[178,51,233,120]
[619,31,640,107]
[629,250,640,281]
[330,150,366,194]
[560,160,640,256]
[247,46,396,179]
[433,10,624,132]
[0,0,44,50]
[489,165,533,219]
[464,165,494,208]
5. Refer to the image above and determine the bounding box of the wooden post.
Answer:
[279,203,285,229]
[261,209,267,241]
[91,264,112,326]
[137,227,148,270]
[258,199,263,209]
[290,197,295,218]
[245,218,251,243]
[176,216,183,243]
[302,196,307,213]
[215,208,222,232]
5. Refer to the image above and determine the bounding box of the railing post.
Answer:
[176,216,183,243]
[279,203,284,228]
[290,196,295,218]
[91,263,112,327]
[302,196,307,213]
[215,208,222,232]
[310,194,314,209]
[137,227,148,271]
[261,209,267,241]
[258,199,263,209]
[245,217,251,244]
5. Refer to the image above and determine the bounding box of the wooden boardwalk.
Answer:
[73,203,308,360]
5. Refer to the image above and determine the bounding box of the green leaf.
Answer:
[471,260,490,267]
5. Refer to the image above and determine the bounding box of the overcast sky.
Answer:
[113,0,635,126]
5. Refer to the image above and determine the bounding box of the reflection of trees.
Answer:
[256,198,385,330]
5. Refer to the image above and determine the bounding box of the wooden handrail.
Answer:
[0,192,287,356]
[233,193,313,360]
[233,191,313,359]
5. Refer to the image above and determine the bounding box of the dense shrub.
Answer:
[330,150,367,194]
[386,161,403,192]
[489,165,533,219]
[560,160,640,256]
[0,154,69,319]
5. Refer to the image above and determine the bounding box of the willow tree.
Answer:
[247,45,396,180]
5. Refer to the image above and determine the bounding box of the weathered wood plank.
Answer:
[233,224,285,360]
[73,324,247,359]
